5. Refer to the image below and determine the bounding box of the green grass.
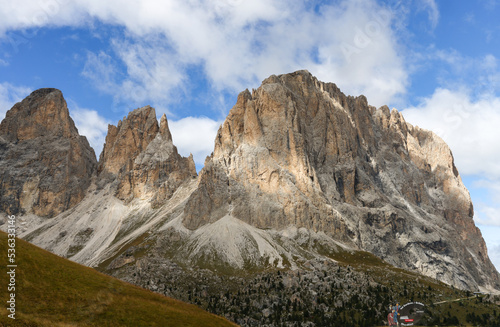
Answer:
[0,232,238,327]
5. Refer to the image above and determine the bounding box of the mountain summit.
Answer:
[98,105,196,204]
[181,70,498,290]
[0,71,498,296]
[0,88,96,217]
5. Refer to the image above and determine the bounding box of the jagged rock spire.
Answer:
[98,106,196,203]
[159,113,173,142]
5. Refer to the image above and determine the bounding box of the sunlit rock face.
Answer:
[1,73,498,294]
[98,106,196,205]
[182,70,499,291]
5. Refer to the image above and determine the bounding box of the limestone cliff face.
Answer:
[0,88,97,217]
[98,106,196,204]
[2,77,497,294]
[183,70,499,290]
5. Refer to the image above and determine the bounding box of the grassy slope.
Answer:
[0,232,237,327]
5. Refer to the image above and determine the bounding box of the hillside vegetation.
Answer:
[0,232,237,327]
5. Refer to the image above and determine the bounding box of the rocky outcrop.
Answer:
[182,70,500,291]
[98,106,196,204]
[0,88,97,217]
[2,74,497,295]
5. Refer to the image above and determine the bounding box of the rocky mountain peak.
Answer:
[0,88,96,217]
[183,70,499,291]
[0,73,497,299]
[98,105,159,175]
[159,113,173,142]
[98,105,196,203]
[0,88,78,142]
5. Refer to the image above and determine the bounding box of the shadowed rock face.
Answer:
[182,70,499,290]
[98,106,196,204]
[0,88,97,217]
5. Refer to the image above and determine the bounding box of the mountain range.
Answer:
[1,70,499,325]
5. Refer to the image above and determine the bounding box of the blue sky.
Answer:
[1,0,499,274]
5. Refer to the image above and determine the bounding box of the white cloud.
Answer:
[168,116,222,166]
[309,1,407,106]
[489,243,500,273]
[431,51,500,95]
[476,225,500,272]
[402,65,500,228]
[473,180,500,228]
[81,51,119,99]
[82,40,187,111]
[0,0,89,43]
[418,0,439,29]
[474,180,500,203]
[0,0,409,109]
[68,100,110,158]
[402,89,500,178]
[0,82,31,120]
[475,205,500,227]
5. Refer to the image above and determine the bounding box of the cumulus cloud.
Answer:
[0,0,411,109]
[475,204,500,227]
[168,116,222,167]
[68,100,110,158]
[82,39,188,113]
[402,89,500,178]
[474,180,500,203]
[308,1,408,106]
[402,49,500,228]
[0,0,84,36]
[0,82,31,120]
